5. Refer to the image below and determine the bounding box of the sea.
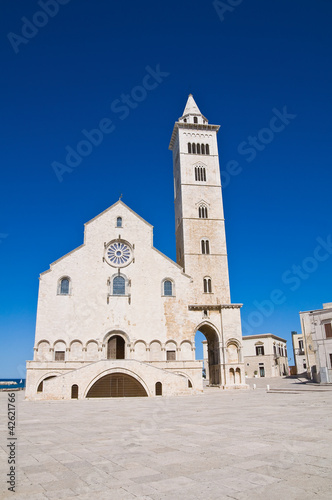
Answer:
[0,379,26,390]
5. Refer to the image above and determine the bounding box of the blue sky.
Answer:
[0,0,331,377]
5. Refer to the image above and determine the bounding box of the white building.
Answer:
[25,95,247,400]
[242,334,288,378]
[297,303,332,383]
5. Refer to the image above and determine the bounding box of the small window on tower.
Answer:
[197,143,201,154]
[201,144,205,154]
[117,217,122,228]
[192,143,196,154]
[203,277,212,293]
[188,142,192,154]
[183,118,187,123]
[206,144,210,155]
[194,117,198,124]
[201,239,210,254]
[198,205,208,219]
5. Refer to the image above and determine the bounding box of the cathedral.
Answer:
[25,95,246,400]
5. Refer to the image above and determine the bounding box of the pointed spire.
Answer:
[182,94,202,116]
[179,94,208,124]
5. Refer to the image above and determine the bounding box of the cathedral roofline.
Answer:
[85,200,153,229]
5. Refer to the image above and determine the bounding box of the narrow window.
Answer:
[198,206,208,218]
[203,277,212,293]
[202,167,206,181]
[116,217,122,227]
[330,353,332,368]
[71,384,79,399]
[206,144,210,155]
[195,167,198,181]
[188,142,191,153]
[113,276,126,295]
[325,323,332,338]
[273,345,277,356]
[55,351,65,361]
[192,143,196,154]
[167,350,176,361]
[256,345,265,356]
[184,118,187,123]
[194,116,198,124]
[197,143,201,154]
[201,239,210,254]
[156,382,162,395]
[201,144,205,154]
[60,278,70,295]
[163,280,173,296]
[188,379,192,388]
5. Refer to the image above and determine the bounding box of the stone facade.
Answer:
[26,95,247,400]
[242,334,289,378]
[296,303,332,383]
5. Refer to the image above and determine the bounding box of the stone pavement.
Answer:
[1,377,332,499]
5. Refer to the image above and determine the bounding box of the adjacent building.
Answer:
[25,95,247,400]
[293,303,332,383]
[242,334,288,378]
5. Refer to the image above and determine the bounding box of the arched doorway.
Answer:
[107,335,125,359]
[195,323,221,385]
[86,373,148,398]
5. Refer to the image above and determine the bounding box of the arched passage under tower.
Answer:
[194,323,221,386]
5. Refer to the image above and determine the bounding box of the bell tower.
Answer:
[169,94,230,305]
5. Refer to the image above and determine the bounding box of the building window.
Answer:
[192,143,196,154]
[197,143,201,154]
[324,323,332,338]
[116,217,122,227]
[255,345,265,356]
[273,344,277,356]
[198,205,208,219]
[201,144,205,154]
[303,359,307,369]
[194,116,198,124]
[167,350,176,361]
[155,382,162,395]
[195,166,206,182]
[163,280,173,296]
[58,277,70,295]
[201,239,210,254]
[330,353,332,368]
[188,142,191,153]
[55,351,65,361]
[71,384,79,399]
[183,118,187,123]
[203,277,212,293]
[298,339,304,352]
[206,144,210,155]
[112,275,126,295]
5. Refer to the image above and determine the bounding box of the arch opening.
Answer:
[195,324,221,385]
[107,335,125,359]
[86,373,148,398]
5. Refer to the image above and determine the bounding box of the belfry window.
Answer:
[116,217,122,228]
[188,142,192,153]
[194,116,198,124]
[201,144,205,154]
[192,143,196,154]
[201,239,210,254]
[206,144,210,155]
[112,275,126,295]
[198,205,208,219]
[203,277,212,293]
[197,143,201,154]
[195,166,206,182]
